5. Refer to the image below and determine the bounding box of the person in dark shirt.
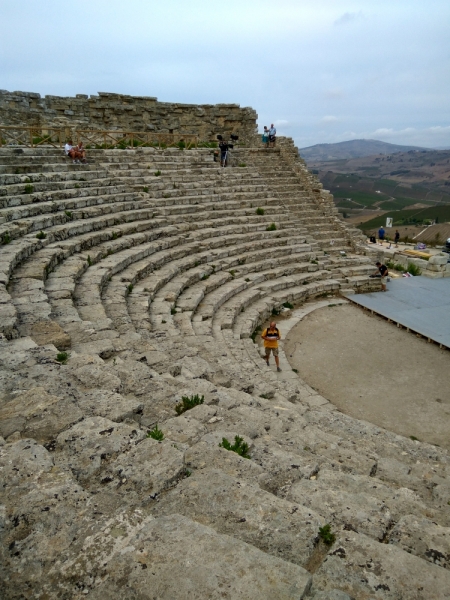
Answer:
[394,230,400,247]
[219,140,229,167]
[373,261,389,291]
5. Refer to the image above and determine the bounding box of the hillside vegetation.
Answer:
[356,204,450,231]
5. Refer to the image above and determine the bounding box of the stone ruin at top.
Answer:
[0,90,448,599]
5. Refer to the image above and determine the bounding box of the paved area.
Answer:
[284,302,450,449]
[345,276,450,348]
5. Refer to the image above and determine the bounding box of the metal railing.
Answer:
[0,126,200,149]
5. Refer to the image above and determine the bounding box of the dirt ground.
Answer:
[284,303,450,450]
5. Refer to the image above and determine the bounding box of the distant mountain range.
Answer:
[299,139,428,162]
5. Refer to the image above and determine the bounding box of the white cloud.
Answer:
[320,116,339,124]
[324,89,344,100]
[334,11,364,26]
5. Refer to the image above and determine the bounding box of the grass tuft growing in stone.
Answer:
[154,170,161,176]
[147,424,164,441]
[283,301,294,309]
[87,255,92,267]
[266,223,277,231]
[407,262,421,276]
[318,524,336,546]
[219,435,251,459]
[175,394,204,415]
[65,210,73,220]
[256,207,265,215]
[143,186,149,193]
[24,184,34,194]
[56,351,70,364]
[36,231,46,240]
[127,283,133,294]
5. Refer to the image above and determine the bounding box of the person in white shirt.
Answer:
[65,140,80,163]
[269,124,276,148]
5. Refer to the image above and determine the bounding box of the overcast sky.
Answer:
[1,0,449,148]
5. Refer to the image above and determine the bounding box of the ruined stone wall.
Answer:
[0,90,258,143]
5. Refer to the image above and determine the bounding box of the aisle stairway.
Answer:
[0,145,448,600]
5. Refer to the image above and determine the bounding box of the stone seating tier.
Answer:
[1,146,446,599]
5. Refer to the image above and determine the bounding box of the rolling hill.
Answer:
[299,139,427,162]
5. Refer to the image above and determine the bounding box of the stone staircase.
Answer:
[0,145,448,600]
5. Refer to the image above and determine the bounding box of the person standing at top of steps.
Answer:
[269,124,276,148]
[262,321,282,371]
[395,229,400,247]
[378,226,385,245]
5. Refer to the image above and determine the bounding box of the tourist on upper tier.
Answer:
[378,226,385,244]
[373,261,389,292]
[218,139,230,167]
[261,321,282,372]
[262,126,269,148]
[269,124,276,148]
[76,141,87,163]
[64,140,82,164]
[395,229,400,247]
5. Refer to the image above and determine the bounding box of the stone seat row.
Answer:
[53,232,315,347]
[9,219,311,336]
[108,243,315,335]
[1,189,299,276]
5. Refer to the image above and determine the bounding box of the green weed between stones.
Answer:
[36,231,46,240]
[283,301,294,309]
[24,184,34,194]
[56,351,70,365]
[318,524,336,546]
[219,435,251,459]
[266,223,277,231]
[87,255,92,267]
[238,163,246,167]
[147,424,164,441]
[406,262,421,276]
[154,170,161,177]
[171,305,177,315]
[175,394,204,415]
[256,207,265,215]
[65,210,73,220]
[143,186,149,193]
[127,284,133,295]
